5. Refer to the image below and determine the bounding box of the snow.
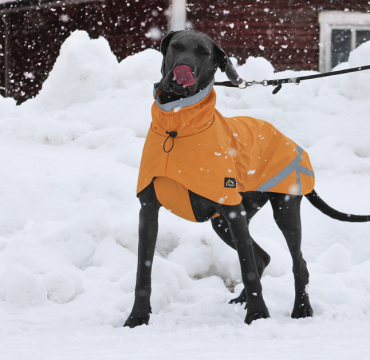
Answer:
[0,30,370,359]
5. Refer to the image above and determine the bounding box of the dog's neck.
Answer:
[158,89,183,104]
[157,79,214,104]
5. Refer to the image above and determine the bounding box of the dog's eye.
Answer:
[197,48,209,55]
[171,43,180,50]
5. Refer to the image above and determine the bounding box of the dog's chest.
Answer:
[153,176,197,222]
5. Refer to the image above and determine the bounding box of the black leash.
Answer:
[214,65,370,94]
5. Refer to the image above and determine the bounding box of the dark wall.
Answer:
[187,0,370,71]
[0,17,4,94]
[0,0,169,103]
[2,0,370,103]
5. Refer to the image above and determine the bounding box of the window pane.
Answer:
[356,30,370,47]
[331,29,351,69]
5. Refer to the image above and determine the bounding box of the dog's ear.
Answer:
[160,31,178,76]
[213,42,243,85]
[160,31,177,56]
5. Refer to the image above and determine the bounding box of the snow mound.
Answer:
[316,243,352,273]
[0,264,47,307]
[43,271,77,303]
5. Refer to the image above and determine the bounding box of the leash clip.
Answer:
[239,79,269,89]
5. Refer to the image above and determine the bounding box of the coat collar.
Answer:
[153,79,215,112]
[151,84,217,138]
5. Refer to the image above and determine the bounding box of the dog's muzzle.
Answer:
[173,65,196,87]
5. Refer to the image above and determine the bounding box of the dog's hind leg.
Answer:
[211,192,270,304]
[268,192,313,319]
[124,182,161,328]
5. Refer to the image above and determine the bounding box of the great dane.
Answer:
[124,30,370,327]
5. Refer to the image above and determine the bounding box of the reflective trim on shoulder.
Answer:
[153,79,215,112]
[298,165,315,178]
[257,145,315,195]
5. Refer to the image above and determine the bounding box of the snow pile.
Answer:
[0,31,370,359]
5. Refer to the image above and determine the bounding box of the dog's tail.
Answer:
[305,189,370,222]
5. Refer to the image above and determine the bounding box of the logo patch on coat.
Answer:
[224,178,237,188]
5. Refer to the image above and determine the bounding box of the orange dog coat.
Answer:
[137,83,315,222]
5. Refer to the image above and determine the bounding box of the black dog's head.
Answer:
[158,30,243,98]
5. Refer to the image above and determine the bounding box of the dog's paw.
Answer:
[244,301,270,325]
[291,293,313,319]
[291,302,313,319]
[229,288,247,305]
[124,313,150,328]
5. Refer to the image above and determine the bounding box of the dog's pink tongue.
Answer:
[173,65,196,87]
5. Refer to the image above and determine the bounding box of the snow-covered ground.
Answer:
[1,31,370,359]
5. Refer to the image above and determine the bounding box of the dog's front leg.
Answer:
[218,203,270,324]
[124,183,161,328]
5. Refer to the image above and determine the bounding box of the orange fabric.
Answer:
[153,176,197,222]
[137,89,315,222]
[225,114,315,194]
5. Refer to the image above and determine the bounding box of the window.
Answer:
[319,11,370,72]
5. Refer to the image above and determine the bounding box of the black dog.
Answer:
[124,30,370,327]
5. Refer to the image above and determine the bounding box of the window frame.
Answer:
[319,11,370,72]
